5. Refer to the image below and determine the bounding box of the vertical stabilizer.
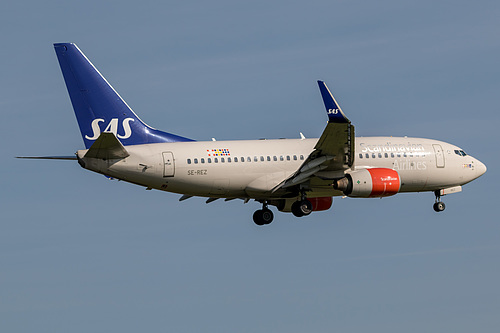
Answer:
[54,43,194,148]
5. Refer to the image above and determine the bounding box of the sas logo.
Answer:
[327,109,339,115]
[85,118,135,140]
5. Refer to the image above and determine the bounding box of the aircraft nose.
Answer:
[476,159,487,176]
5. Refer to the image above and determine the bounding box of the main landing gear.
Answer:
[252,192,313,225]
[253,202,274,226]
[291,191,313,217]
[291,199,313,217]
[433,190,446,212]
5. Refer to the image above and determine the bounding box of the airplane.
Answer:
[19,43,487,225]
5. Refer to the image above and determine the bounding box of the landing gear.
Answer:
[291,199,313,217]
[433,201,446,212]
[253,202,274,226]
[433,190,446,212]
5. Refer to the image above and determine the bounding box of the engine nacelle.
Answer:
[308,197,333,211]
[334,168,401,198]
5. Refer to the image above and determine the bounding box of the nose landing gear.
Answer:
[253,201,274,226]
[433,190,446,212]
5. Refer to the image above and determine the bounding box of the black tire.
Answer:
[261,208,274,224]
[300,200,313,216]
[291,201,304,217]
[253,209,274,225]
[291,200,313,217]
[433,202,446,212]
[253,210,265,225]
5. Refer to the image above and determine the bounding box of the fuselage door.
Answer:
[433,144,445,168]
[162,152,175,177]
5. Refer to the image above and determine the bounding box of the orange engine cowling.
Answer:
[334,168,401,198]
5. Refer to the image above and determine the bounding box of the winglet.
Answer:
[317,81,349,123]
[84,132,129,159]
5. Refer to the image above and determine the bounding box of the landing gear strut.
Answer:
[253,202,274,226]
[433,190,446,212]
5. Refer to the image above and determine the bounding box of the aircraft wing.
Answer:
[275,81,355,190]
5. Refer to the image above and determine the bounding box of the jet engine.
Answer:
[334,168,401,198]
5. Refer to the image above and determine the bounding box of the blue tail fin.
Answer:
[54,43,194,148]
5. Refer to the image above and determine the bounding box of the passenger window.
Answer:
[403,153,407,158]
[267,156,271,161]
[397,153,401,157]
[293,155,297,161]
[201,158,205,164]
[248,157,252,162]
[359,153,363,159]
[273,156,277,161]
[187,159,192,164]
[384,153,388,158]
[391,153,395,158]
[214,158,218,163]
[286,155,290,161]
[280,156,284,161]
[194,158,198,164]
[365,153,369,158]
[221,157,225,163]
[300,155,304,160]
[372,153,376,158]
[260,156,264,162]
[241,157,245,162]
[208,158,212,163]
[378,153,382,158]
[254,156,258,162]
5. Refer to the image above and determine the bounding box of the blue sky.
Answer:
[1,0,499,332]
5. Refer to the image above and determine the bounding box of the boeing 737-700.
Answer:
[20,43,487,225]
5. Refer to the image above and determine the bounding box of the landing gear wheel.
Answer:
[433,201,446,212]
[291,200,313,217]
[433,190,446,212]
[253,208,274,225]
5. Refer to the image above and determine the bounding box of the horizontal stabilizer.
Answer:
[84,132,129,159]
[16,156,77,160]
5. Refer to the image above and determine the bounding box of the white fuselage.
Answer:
[77,136,486,199]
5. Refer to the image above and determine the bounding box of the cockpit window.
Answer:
[454,149,468,157]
